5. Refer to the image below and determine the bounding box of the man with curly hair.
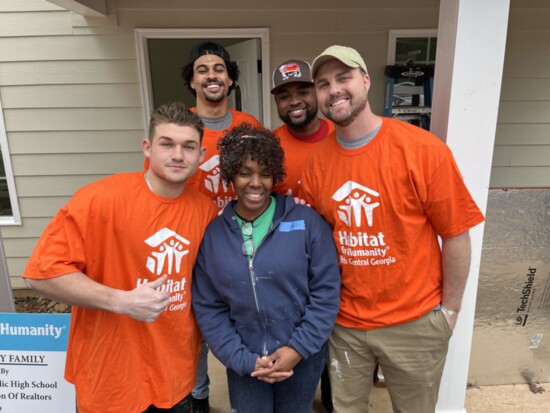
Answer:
[181,41,262,211]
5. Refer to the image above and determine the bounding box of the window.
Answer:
[385,30,437,131]
[387,29,437,65]
[0,97,21,225]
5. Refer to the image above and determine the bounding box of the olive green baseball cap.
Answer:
[311,45,368,79]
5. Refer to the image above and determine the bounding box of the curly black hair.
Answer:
[217,124,286,186]
[181,60,240,98]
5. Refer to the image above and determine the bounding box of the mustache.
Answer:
[327,93,351,105]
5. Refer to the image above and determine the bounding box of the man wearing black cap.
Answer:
[181,41,262,210]
[271,59,334,197]
[181,41,261,413]
[300,45,485,413]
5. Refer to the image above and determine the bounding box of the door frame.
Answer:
[135,28,271,129]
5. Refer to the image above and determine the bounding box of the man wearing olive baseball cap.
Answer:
[310,45,368,78]
[300,45,484,413]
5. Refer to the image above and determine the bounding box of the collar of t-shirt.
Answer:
[234,196,276,250]
[336,125,381,150]
[202,110,233,131]
[287,118,329,143]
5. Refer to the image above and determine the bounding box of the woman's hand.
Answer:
[251,346,302,383]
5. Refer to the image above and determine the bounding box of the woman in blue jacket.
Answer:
[192,124,340,413]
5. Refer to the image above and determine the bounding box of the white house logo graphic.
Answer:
[332,180,380,227]
[145,228,189,276]
[199,155,229,193]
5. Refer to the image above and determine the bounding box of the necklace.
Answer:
[144,171,153,191]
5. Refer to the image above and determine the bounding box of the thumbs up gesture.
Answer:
[120,275,171,322]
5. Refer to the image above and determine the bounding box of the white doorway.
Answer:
[225,39,262,119]
[135,28,271,129]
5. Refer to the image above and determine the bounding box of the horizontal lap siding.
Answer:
[491,1,550,188]
[0,2,140,287]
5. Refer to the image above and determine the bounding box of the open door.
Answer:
[226,39,262,121]
[135,28,271,129]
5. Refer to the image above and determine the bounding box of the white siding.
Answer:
[0,60,139,85]
[0,0,143,289]
[8,131,143,154]
[492,1,550,187]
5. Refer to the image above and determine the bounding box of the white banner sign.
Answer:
[0,313,75,413]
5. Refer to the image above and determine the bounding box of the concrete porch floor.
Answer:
[206,352,550,412]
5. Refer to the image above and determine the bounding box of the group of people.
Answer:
[23,41,484,413]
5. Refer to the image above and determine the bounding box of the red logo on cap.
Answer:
[279,63,301,80]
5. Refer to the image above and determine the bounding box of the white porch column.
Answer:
[431,1,510,412]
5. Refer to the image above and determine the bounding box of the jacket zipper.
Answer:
[247,224,275,357]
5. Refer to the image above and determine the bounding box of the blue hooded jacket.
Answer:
[192,194,340,376]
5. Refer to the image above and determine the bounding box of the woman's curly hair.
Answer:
[217,123,286,186]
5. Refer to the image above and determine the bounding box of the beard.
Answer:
[322,90,368,127]
[279,105,318,130]
[205,93,226,103]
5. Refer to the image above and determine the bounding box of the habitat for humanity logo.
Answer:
[199,155,230,194]
[145,228,189,276]
[332,180,380,227]
[137,228,189,311]
[331,181,393,267]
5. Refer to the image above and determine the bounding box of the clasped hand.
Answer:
[250,346,302,383]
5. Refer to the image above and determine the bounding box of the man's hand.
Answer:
[441,306,459,333]
[286,189,309,207]
[118,275,170,322]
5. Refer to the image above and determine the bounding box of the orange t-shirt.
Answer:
[300,118,485,330]
[23,172,217,413]
[187,108,262,210]
[273,119,334,196]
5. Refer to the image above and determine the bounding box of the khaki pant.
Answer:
[328,310,452,413]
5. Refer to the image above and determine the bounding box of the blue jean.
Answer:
[226,343,327,413]
[192,340,210,399]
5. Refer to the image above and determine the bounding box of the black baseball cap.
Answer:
[187,41,231,65]
[271,60,313,94]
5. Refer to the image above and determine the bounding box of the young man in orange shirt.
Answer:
[300,46,485,413]
[181,41,262,210]
[271,59,335,197]
[23,102,217,413]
